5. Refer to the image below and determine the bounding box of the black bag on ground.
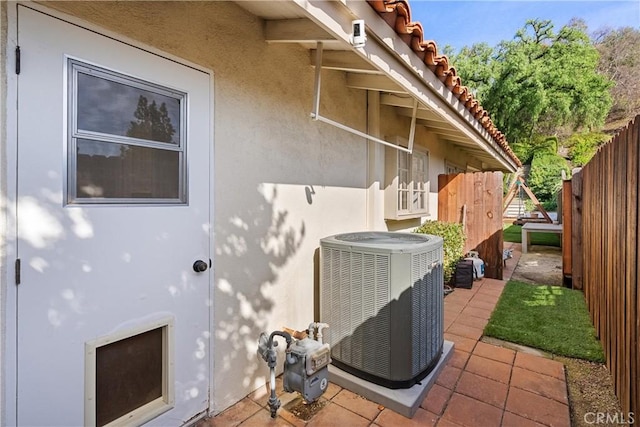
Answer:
[454,259,474,289]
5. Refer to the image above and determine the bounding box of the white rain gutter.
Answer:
[310,42,417,154]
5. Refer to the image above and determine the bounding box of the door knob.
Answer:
[193,260,208,273]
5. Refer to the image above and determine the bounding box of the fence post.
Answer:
[571,170,583,290]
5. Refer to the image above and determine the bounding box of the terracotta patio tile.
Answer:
[277,408,307,427]
[467,298,497,311]
[449,286,476,296]
[475,288,503,298]
[443,316,455,331]
[421,383,452,415]
[208,398,262,427]
[505,387,570,427]
[470,292,500,306]
[444,295,471,308]
[374,407,438,427]
[441,393,503,427]
[465,355,512,384]
[476,282,504,292]
[455,371,508,409]
[511,366,569,404]
[444,308,461,323]
[481,278,507,288]
[514,352,565,380]
[435,364,463,390]
[249,376,287,407]
[435,418,464,427]
[443,333,477,353]
[501,411,547,427]
[460,306,492,320]
[239,408,295,427]
[453,314,488,330]
[332,389,382,421]
[446,323,483,341]
[447,349,471,370]
[306,402,370,427]
[444,302,466,314]
[472,341,516,365]
[323,381,342,400]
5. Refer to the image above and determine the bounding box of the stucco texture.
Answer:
[23,0,491,415]
[42,0,370,413]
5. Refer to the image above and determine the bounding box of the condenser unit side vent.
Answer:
[320,232,444,389]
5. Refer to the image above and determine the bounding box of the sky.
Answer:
[407,0,640,52]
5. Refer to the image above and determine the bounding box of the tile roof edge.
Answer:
[367,0,522,168]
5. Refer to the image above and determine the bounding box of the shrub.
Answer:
[414,221,466,283]
[565,132,610,166]
[527,152,570,205]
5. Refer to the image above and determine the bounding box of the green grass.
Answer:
[503,224,561,247]
[484,280,605,362]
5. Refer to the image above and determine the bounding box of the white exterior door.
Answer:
[15,6,212,426]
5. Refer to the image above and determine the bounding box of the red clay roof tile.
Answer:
[367,0,521,167]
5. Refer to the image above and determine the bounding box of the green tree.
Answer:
[127,95,176,143]
[448,42,496,101]
[527,151,570,208]
[451,19,613,145]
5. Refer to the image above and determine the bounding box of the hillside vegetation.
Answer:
[447,20,640,208]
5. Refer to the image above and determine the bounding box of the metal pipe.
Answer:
[312,42,323,119]
[265,331,292,418]
[313,114,413,153]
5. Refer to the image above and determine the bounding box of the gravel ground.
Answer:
[558,356,623,426]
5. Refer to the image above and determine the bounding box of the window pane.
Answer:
[413,191,425,210]
[76,139,180,200]
[77,72,181,144]
[398,152,408,170]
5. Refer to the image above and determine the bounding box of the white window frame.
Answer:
[445,161,465,175]
[385,140,430,220]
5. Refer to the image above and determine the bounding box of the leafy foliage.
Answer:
[565,132,610,166]
[450,19,613,144]
[414,221,465,283]
[527,151,570,207]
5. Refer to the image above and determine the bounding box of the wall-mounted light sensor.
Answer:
[351,19,366,48]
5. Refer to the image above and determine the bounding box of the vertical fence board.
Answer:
[437,171,503,279]
[629,118,639,414]
[577,115,640,416]
[571,171,583,290]
[562,180,572,281]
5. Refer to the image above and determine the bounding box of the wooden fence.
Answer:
[438,171,504,280]
[570,116,639,416]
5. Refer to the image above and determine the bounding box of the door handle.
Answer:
[193,260,208,273]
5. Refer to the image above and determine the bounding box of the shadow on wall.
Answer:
[214,184,306,405]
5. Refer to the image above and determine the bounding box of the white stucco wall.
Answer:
[0,1,498,418]
[36,0,370,413]
[378,105,482,232]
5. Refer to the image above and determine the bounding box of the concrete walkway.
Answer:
[200,243,571,427]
